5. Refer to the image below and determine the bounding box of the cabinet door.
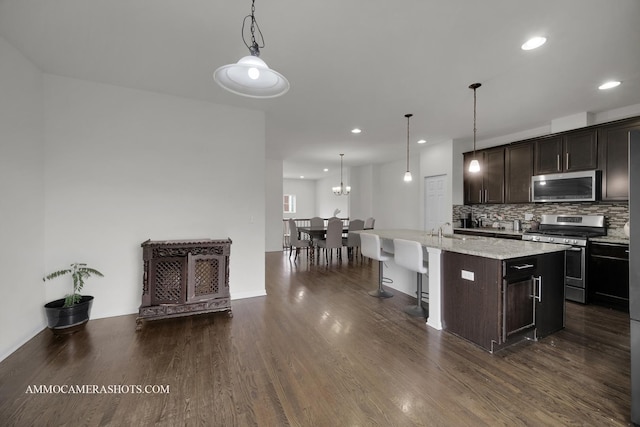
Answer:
[534,136,563,174]
[149,257,187,305]
[463,152,483,204]
[588,243,629,311]
[504,277,535,339]
[505,142,533,203]
[564,129,597,172]
[187,253,228,302]
[598,119,640,201]
[484,148,505,203]
[534,251,565,338]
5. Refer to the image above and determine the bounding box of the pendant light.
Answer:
[213,0,289,98]
[332,154,351,196]
[468,83,481,173]
[403,114,413,182]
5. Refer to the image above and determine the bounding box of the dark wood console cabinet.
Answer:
[136,238,232,329]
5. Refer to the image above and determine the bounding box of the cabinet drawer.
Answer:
[590,242,629,259]
[504,257,537,279]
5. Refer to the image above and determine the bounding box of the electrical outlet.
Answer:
[461,270,475,281]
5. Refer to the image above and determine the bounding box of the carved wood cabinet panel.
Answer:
[137,239,232,329]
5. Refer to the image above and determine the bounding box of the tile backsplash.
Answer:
[453,202,629,237]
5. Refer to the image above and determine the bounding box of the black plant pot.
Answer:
[44,295,94,335]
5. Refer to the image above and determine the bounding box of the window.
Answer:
[283,194,296,213]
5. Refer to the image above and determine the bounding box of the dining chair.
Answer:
[342,219,364,259]
[288,219,312,260]
[364,217,375,229]
[317,219,343,263]
[309,216,324,245]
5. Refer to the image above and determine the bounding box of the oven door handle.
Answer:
[566,247,583,252]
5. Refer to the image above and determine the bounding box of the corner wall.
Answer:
[0,36,46,361]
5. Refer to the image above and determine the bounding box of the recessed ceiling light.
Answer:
[521,36,547,51]
[598,80,621,90]
[417,139,427,144]
[351,128,362,134]
[300,175,304,179]
[323,168,329,172]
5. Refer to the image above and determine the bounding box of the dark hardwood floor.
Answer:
[0,251,632,426]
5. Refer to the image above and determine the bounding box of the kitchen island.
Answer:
[359,229,569,352]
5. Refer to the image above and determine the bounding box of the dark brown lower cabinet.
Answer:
[588,242,629,312]
[442,251,565,352]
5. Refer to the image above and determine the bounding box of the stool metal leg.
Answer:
[368,260,394,298]
[404,272,427,317]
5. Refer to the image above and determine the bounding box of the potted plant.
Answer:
[43,263,104,334]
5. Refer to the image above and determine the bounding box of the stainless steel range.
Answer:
[522,214,606,303]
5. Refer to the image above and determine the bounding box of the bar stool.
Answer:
[360,233,394,298]
[393,238,428,317]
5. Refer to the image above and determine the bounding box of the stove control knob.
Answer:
[549,238,555,243]
[571,239,578,245]
[563,238,569,243]
[533,236,539,241]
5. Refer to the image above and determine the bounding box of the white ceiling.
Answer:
[1,0,639,179]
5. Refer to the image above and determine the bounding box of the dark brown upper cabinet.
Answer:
[505,142,534,203]
[534,129,597,175]
[463,148,504,204]
[598,118,640,201]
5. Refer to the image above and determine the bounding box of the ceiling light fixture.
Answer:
[351,128,362,134]
[468,83,482,173]
[213,0,289,98]
[332,154,351,196]
[521,36,547,50]
[599,80,621,90]
[404,114,413,182]
[417,139,427,144]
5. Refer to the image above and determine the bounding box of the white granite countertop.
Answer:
[359,229,569,260]
[453,227,524,237]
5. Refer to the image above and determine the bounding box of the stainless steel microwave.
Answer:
[531,170,600,202]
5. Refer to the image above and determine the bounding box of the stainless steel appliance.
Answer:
[629,129,639,425]
[531,170,600,202]
[522,214,606,303]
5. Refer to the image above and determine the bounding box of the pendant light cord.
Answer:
[405,113,413,171]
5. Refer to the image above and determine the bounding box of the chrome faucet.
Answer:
[438,222,451,239]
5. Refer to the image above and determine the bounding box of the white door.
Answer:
[424,175,448,233]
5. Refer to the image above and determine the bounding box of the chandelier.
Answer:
[213,0,289,98]
[332,154,351,196]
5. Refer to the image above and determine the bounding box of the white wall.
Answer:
[0,36,46,361]
[283,179,316,219]
[372,157,421,229]
[349,165,374,221]
[265,158,283,252]
[315,173,349,218]
[43,75,267,321]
